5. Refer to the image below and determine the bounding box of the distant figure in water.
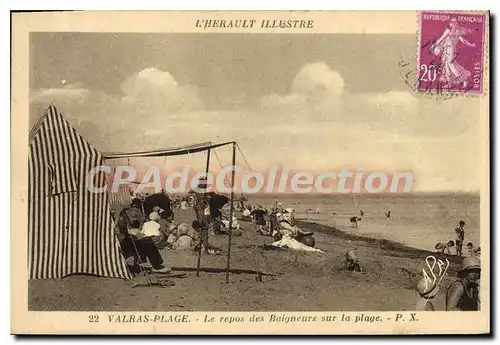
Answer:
[385,210,391,218]
[415,277,439,311]
[350,216,361,228]
[360,209,364,216]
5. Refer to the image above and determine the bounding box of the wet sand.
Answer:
[28,211,464,312]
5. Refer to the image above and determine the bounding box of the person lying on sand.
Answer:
[415,277,439,311]
[270,211,323,253]
[345,250,363,272]
[350,216,361,228]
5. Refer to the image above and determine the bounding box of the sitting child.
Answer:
[345,250,363,272]
[466,242,481,257]
[435,240,454,255]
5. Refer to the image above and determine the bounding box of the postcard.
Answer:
[11,10,490,335]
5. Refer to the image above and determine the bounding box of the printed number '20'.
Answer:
[420,64,437,82]
[89,314,99,323]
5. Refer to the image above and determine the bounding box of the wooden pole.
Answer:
[196,149,211,277]
[225,142,237,283]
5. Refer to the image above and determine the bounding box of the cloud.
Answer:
[120,67,204,113]
[258,62,479,139]
[291,62,345,100]
[28,64,481,191]
[260,62,344,110]
[30,84,90,103]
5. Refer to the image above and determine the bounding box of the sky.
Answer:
[29,33,481,192]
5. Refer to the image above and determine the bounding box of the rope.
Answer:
[213,149,232,189]
[236,143,252,171]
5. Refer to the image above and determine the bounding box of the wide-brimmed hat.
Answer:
[416,277,439,298]
[285,208,295,214]
[458,256,481,277]
[346,249,358,262]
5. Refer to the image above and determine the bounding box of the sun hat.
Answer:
[458,256,481,277]
[346,250,358,262]
[149,212,161,221]
[416,277,439,298]
[285,208,295,214]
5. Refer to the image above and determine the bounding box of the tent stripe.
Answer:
[28,105,131,279]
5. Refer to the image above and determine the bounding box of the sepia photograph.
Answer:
[11,10,490,334]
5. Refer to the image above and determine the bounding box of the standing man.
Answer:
[193,178,211,253]
[455,220,465,256]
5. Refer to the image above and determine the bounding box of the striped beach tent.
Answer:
[28,105,131,279]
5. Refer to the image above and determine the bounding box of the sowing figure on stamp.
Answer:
[430,18,476,89]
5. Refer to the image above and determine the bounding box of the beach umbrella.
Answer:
[209,193,230,210]
[143,193,171,216]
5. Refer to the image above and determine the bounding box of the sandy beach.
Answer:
[28,208,465,312]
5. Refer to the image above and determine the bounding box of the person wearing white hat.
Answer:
[415,277,440,311]
[446,256,480,311]
[141,212,162,237]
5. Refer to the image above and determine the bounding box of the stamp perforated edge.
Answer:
[414,10,489,98]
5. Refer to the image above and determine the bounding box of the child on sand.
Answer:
[345,250,363,272]
[415,277,439,311]
[466,242,481,257]
[435,241,454,255]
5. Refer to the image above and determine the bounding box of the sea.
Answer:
[246,193,481,252]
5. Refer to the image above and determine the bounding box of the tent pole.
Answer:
[225,142,237,283]
[196,149,211,277]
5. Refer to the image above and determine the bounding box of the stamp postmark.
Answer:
[417,11,487,96]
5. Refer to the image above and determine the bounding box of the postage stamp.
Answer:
[417,11,487,95]
[11,11,490,335]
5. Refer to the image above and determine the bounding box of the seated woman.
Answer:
[251,205,269,235]
[141,212,169,249]
[270,211,323,253]
[117,220,170,274]
[242,205,252,219]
